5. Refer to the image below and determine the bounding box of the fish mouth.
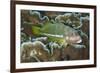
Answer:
[76,39,82,43]
[65,36,82,44]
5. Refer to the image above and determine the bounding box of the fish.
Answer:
[32,22,83,48]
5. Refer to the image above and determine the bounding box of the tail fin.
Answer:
[32,26,41,36]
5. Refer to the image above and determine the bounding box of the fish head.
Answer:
[65,30,82,44]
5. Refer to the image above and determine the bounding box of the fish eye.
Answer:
[71,32,75,36]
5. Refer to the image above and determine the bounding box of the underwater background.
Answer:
[20,10,90,63]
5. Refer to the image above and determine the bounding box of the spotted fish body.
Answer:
[32,22,82,46]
